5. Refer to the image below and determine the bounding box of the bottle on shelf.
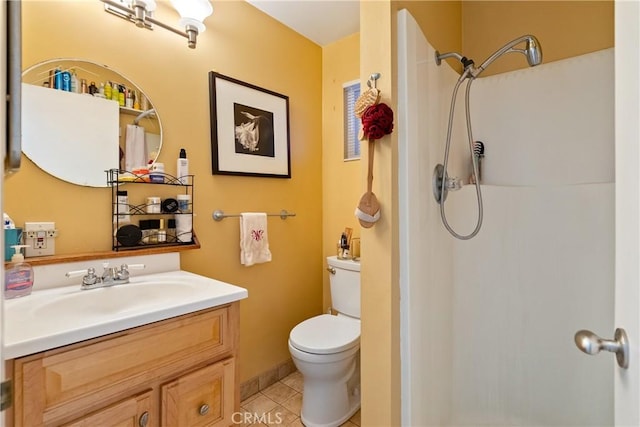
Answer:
[177,148,189,185]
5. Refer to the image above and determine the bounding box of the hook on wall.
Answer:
[367,73,381,89]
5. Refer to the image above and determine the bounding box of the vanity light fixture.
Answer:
[100,0,213,49]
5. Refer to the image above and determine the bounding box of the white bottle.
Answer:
[177,148,189,184]
[70,70,79,93]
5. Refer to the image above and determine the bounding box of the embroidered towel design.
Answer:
[240,213,272,266]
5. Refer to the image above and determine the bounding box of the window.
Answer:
[343,80,361,161]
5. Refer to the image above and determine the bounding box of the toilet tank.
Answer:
[327,256,361,319]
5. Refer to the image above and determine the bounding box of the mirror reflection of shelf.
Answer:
[120,106,156,119]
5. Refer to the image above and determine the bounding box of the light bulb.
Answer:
[170,0,213,33]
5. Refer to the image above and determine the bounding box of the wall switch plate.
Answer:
[24,222,57,257]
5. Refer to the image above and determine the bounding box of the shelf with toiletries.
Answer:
[108,168,195,252]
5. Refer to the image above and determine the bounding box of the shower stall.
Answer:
[397,9,621,426]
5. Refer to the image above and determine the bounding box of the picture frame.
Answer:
[209,72,291,178]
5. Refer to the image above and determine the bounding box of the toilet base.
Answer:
[298,351,361,427]
[300,379,360,427]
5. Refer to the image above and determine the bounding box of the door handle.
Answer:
[574,328,629,369]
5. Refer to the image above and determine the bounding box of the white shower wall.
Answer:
[398,10,614,427]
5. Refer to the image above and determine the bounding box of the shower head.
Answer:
[524,36,542,66]
[474,35,542,78]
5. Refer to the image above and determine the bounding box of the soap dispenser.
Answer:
[4,245,34,299]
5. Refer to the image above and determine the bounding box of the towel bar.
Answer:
[212,209,296,222]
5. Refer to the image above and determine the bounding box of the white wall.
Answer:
[399,10,614,426]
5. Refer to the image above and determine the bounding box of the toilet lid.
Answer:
[290,314,360,355]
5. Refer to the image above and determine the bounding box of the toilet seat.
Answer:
[289,314,360,355]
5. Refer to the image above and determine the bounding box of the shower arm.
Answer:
[436,34,540,80]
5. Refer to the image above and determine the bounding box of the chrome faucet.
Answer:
[66,263,146,290]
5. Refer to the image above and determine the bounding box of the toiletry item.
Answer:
[116,224,142,247]
[139,220,152,244]
[61,71,71,91]
[149,162,165,183]
[131,167,150,181]
[111,82,119,102]
[48,69,55,89]
[89,81,98,95]
[167,219,176,242]
[104,81,112,100]
[146,197,161,214]
[141,93,149,111]
[177,194,191,213]
[5,245,34,299]
[133,90,140,110]
[4,227,22,262]
[177,148,189,184]
[70,69,78,93]
[54,67,62,89]
[147,219,160,244]
[126,90,134,108]
[115,190,131,224]
[175,214,193,243]
[118,85,125,106]
[99,82,105,96]
[158,219,167,243]
[161,198,179,213]
[338,232,350,259]
[351,238,361,260]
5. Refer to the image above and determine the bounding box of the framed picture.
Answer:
[209,72,291,178]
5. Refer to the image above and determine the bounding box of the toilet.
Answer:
[288,256,361,427]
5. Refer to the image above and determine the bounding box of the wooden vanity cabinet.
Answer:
[8,302,240,427]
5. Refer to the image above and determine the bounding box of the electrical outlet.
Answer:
[24,222,57,257]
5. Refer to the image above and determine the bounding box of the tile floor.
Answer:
[238,371,361,427]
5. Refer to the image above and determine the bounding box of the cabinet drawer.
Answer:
[62,390,153,427]
[161,358,235,427]
[13,305,235,426]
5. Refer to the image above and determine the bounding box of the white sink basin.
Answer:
[33,281,203,318]
[4,270,248,359]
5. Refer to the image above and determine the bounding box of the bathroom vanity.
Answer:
[3,254,247,427]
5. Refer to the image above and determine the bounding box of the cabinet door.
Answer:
[62,390,153,427]
[161,358,235,427]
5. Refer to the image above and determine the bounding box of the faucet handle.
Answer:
[117,263,145,281]
[66,269,89,278]
[66,267,98,286]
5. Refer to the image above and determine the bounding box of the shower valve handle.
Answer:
[446,177,463,191]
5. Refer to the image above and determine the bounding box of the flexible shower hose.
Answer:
[439,70,484,240]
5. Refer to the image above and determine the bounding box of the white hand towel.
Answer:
[240,213,272,266]
[125,124,148,171]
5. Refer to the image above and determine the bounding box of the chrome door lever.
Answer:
[574,328,629,369]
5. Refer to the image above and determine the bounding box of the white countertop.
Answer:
[4,270,248,359]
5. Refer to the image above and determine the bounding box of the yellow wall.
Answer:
[321,33,360,309]
[461,1,614,76]
[9,0,323,382]
[359,1,400,425]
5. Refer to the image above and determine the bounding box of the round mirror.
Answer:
[21,58,162,187]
